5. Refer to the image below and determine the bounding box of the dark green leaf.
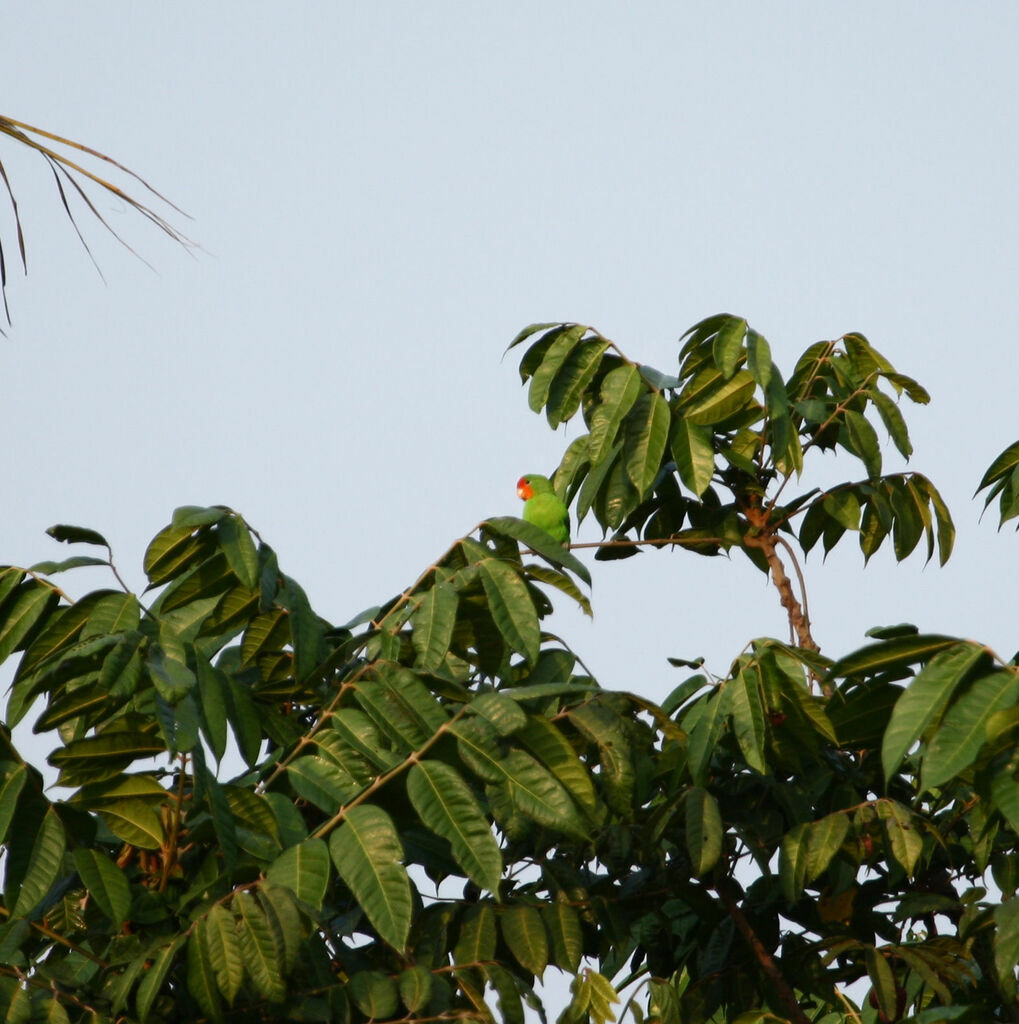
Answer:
[680,368,757,426]
[624,392,671,497]
[588,364,643,466]
[745,328,772,389]
[711,316,746,379]
[528,324,587,414]
[686,786,722,876]
[670,419,714,497]
[547,338,610,428]
[28,556,108,575]
[484,517,591,586]
[329,805,412,950]
[507,321,562,354]
[922,670,1019,790]
[46,524,109,548]
[478,558,540,665]
[882,642,987,783]
[501,904,548,977]
[408,760,503,893]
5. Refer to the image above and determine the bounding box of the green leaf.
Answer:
[412,582,458,671]
[187,930,223,1023]
[172,505,227,529]
[805,812,849,881]
[977,439,1019,492]
[528,324,588,414]
[712,317,746,379]
[288,754,362,813]
[829,634,958,679]
[329,805,412,951]
[589,364,643,466]
[349,970,400,1020]
[518,713,598,815]
[686,685,730,785]
[146,644,196,705]
[779,822,809,901]
[234,889,286,1002]
[924,477,955,565]
[844,409,882,478]
[355,667,448,749]
[823,490,862,531]
[547,338,610,428]
[12,807,66,917]
[398,965,434,1013]
[507,321,562,354]
[686,786,722,877]
[49,729,165,769]
[484,516,592,586]
[864,946,898,1023]
[870,390,913,459]
[501,904,548,977]
[541,900,583,973]
[500,749,588,838]
[454,902,497,964]
[0,765,27,844]
[670,419,715,497]
[478,558,540,664]
[486,963,525,1024]
[155,552,234,615]
[97,798,164,850]
[882,642,987,783]
[216,515,258,590]
[72,849,130,928]
[46,524,110,547]
[745,328,772,388]
[877,799,923,877]
[408,760,503,893]
[922,669,1019,790]
[587,970,621,1024]
[0,583,58,663]
[144,522,215,587]
[680,368,756,426]
[203,903,244,1004]
[136,935,186,1024]
[728,666,767,773]
[624,392,671,497]
[568,703,633,814]
[993,898,1019,996]
[28,556,108,575]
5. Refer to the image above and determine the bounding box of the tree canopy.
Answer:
[1,310,1017,1024]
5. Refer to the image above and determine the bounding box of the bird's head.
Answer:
[517,473,553,501]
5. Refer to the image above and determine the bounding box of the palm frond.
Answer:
[0,114,193,330]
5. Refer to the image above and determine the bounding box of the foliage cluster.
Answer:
[1,315,1017,1024]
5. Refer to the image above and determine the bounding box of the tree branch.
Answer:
[715,879,811,1024]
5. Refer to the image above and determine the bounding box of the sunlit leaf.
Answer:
[882,641,987,782]
[501,904,548,977]
[330,805,412,950]
[711,316,746,379]
[686,785,722,877]
[72,849,130,928]
[671,419,715,497]
[588,364,643,466]
[12,807,66,917]
[408,760,503,893]
[922,669,1019,790]
[478,558,540,664]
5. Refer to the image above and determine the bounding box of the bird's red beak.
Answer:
[517,477,533,500]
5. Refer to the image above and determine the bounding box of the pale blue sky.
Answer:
[4,5,1018,768]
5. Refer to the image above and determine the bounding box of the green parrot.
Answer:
[517,473,570,547]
